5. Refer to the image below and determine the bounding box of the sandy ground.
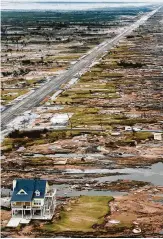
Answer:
[107,186,163,236]
[1,210,11,228]
[1,186,163,238]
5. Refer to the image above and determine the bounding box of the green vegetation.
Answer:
[26,139,47,146]
[134,132,153,140]
[6,128,110,150]
[112,222,133,232]
[117,60,144,68]
[51,54,82,60]
[117,118,157,126]
[1,89,29,104]
[125,131,153,141]
[44,196,113,232]
[26,78,40,85]
[79,71,123,83]
[47,130,105,141]
[56,87,119,105]
[70,112,156,128]
[1,138,14,152]
[26,157,52,165]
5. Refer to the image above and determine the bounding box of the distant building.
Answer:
[111,132,121,136]
[11,179,56,220]
[154,133,163,141]
[125,126,132,131]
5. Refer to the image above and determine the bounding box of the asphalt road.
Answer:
[1,7,160,130]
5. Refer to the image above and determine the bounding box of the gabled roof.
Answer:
[11,179,47,202]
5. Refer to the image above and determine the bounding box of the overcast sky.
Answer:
[2,0,162,11]
[2,0,162,2]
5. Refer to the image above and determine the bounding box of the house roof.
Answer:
[11,179,47,202]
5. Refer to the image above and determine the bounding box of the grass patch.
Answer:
[47,130,84,141]
[51,54,82,60]
[1,138,14,152]
[56,91,119,104]
[26,78,40,85]
[25,139,48,146]
[44,196,113,232]
[116,118,157,126]
[134,132,153,140]
[125,132,153,142]
[26,157,52,165]
[1,89,29,104]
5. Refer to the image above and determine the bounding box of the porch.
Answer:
[11,208,54,220]
[12,208,32,219]
[11,207,53,220]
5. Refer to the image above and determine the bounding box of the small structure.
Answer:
[154,133,163,141]
[10,179,56,221]
[125,126,142,132]
[111,132,121,136]
[125,126,132,131]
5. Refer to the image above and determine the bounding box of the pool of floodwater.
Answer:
[29,153,105,159]
[64,162,163,186]
[50,162,163,199]
[159,230,163,235]
[52,184,127,198]
[152,193,163,204]
[2,163,162,201]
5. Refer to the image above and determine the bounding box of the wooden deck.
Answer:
[7,217,32,227]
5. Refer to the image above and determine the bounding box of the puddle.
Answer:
[52,184,127,199]
[65,169,113,174]
[28,153,105,159]
[110,153,136,158]
[152,193,163,204]
[159,230,163,235]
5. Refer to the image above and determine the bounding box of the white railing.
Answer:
[44,202,56,211]
[26,206,31,209]
[32,205,42,209]
[45,192,56,197]
[12,205,31,209]
[45,188,57,197]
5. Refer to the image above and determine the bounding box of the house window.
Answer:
[34,201,41,205]
[35,190,40,196]
[17,189,27,195]
[20,191,25,194]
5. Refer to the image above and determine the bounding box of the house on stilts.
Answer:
[10,179,56,221]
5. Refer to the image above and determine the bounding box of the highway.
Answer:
[1,7,160,130]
